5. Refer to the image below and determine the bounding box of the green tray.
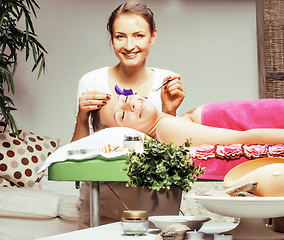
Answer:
[48,155,128,182]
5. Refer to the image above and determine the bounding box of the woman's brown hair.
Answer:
[107,1,156,38]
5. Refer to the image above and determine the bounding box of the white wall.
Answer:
[11,0,258,145]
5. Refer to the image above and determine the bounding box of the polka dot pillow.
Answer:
[0,121,60,188]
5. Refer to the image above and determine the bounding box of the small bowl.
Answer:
[148,215,210,231]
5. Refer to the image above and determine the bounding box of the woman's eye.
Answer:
[136,34,144,38]
[115,35,124,39]
[125,96,128,102]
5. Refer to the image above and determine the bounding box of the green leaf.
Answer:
[31,52,42,72]
[25,13,29,41]
[26,0,40,17]
[0,13,5,29]
[31,40,36,62]
[24,10,35,34]
[37,55,45,79]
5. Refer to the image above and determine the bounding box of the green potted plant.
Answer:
[0,0,47,133]
[122,137,204,216]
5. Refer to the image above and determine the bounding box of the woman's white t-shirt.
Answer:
[75,66,174,132]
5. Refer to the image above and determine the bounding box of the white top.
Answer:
[75,66,174,132]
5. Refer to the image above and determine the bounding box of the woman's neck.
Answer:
[109,63,154,96]
[114,63,148,85]
[146,113,169,140]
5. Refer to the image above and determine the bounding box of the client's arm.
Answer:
[156,116,284,146]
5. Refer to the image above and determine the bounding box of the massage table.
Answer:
[47,144,284,227]
[46,99,284,226]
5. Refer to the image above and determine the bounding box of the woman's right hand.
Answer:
[77,90,111,121]
[72,90,112,142]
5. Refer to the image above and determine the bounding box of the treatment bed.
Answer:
[39,126,284,229]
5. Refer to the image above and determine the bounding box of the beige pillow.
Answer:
[0,120,60,188]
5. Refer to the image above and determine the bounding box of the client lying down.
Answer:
[92,94,284,146]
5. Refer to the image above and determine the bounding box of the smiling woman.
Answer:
[96,94,284,147]
[74,1,187,229]
[71,0,185,143]
[97,94,160,136]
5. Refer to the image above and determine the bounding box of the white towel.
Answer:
[38,127,145,173]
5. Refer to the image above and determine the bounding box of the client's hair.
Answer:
[91,109,106,132]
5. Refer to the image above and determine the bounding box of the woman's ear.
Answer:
[150,29,157,46]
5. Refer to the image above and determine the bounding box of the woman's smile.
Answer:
[122,51,140,58]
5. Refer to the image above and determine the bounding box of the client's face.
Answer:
[100,95,159,134]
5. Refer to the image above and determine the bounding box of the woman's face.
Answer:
[111,13,157,68]
[100,95,159,134]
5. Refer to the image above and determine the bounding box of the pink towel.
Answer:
[198,99,284,180]
[201,99,284,130]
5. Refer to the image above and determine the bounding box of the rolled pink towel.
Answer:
[201,99,284,130]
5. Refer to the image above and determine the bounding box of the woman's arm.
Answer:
[156,116,284,146]
[71,114,90,142]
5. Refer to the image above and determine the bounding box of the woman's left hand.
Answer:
[161,74,185,116]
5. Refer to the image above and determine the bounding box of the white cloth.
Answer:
[38,127,145,173]
[75,66,174,132]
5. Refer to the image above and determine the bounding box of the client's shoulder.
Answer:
[156,116,186,144]
[182,106,203,124]
[156,117,173,144]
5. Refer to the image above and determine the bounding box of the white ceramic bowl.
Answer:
[194,195,284,218]
[148,215,210,231]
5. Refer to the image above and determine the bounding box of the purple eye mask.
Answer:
[115,85,134,96]
[114,85,147,99]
